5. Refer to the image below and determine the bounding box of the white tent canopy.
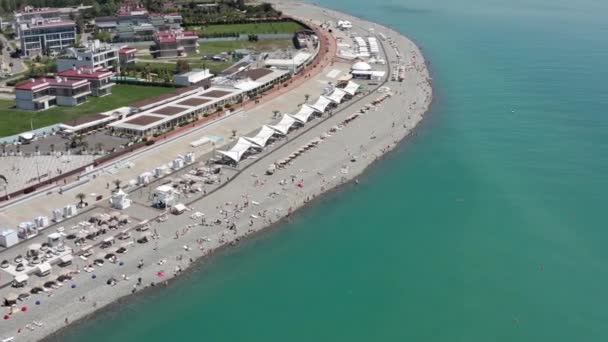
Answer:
[269,114,298,135]
[327,88,347,103]
[291,105,317,123]
[310,96,333,113]
[343,81,360,96]
[217,137,255,163]
[244,125,279,148]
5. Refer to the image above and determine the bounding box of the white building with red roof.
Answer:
[153,29,198,58]
[57,67,115,97]
[15,77,92,110]
[119,47,137,64]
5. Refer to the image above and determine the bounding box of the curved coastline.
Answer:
[6,3,433,341]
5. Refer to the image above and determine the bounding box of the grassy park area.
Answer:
[0,85,175,137]
[189,21,304,36]
[134,39,294,75]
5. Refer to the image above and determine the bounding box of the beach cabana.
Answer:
[243,125,281,148]
[269,114,298,135]
[37,262,52,277]
[342,81,361,96]
[217,138,257,163]
[310,96,333,113]
[13,274,29,287]
[291,105,318,124]
[59,254,73,267]
[327,88,347,104]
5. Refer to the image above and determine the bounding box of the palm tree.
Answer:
[304,94,310,103]
[49,143,55,153]
[95,142,104,153]
[231,129,237,138]
[1,142,6,155]
[75,192,86,206]
[272,110,280,119]
[113,179,122,190]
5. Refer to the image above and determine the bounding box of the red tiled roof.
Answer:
[119,47,137,54]
[48,78,89,88]
[15,78,50,91]
[57,68,114,79]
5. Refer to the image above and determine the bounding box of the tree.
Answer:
[95,142,104,153]
[76,192,86,206]
[176,60,191,73]
[113,179,122,190]
[49,143,55,153]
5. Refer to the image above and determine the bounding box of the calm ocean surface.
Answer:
[56,0,608,340]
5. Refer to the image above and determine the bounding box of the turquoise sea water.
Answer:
[54,0,608,341]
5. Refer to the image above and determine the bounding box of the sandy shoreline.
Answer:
[2,2,432,341]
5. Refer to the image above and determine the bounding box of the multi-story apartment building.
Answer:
[94,3,183,41]
[153,29,198,58]
[13,6,64,23]
[56,40,119,72]
[57,67,115,97]
[15,77,91,110]
[18,18,76,56]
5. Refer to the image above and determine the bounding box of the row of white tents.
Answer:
[217,81,361,164]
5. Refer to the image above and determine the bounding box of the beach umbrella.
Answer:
[156,271,165,278]
[92,275,97,279]
[71,284,76,289]
[3,315,8,320]
[21,306,27,312]
[35,300,41,305]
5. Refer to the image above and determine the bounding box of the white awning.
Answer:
[38,262,52,274]
[234,79,261,91]
[190,137,211,147]
[327,88,347,103]
[172,203,187,212]
[343,81,360,95]
[269,114,298,135]
[310,96,333,113]
[243,125,279,148]
[291,105,317,123]
[217,137,255,163]
[60,254,73,263]
[14,274,29,283]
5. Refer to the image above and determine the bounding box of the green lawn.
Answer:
[135,39,293,75]
[0,85,175,137]
[189,22,304,35]
[198,39,294,55]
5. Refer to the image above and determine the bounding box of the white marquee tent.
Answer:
[327,88,347,104]
[244,125,280,148]
[291,105,317,123]
[269,114,298,135]
[342,81,360,96]
[310,96,333,113]
[217,137,256,163]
